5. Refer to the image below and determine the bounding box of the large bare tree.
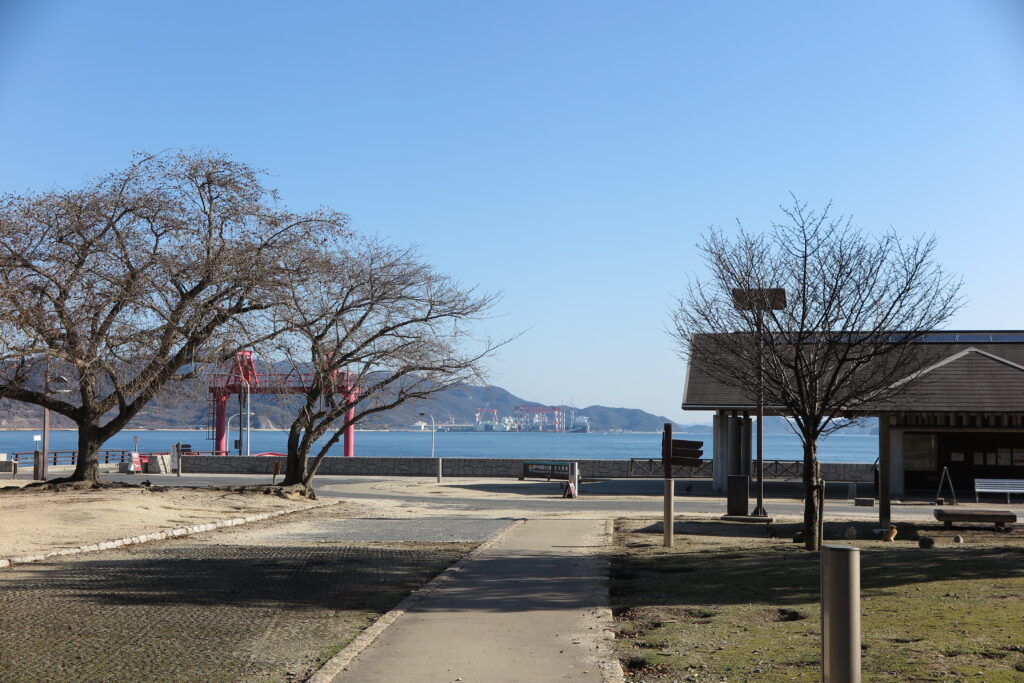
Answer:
[263,237,502,489]
[671,198,962,550]
[0,152,348,485]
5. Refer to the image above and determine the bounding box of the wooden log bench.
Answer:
[974,478,1024,503]
[933,508,1017,530]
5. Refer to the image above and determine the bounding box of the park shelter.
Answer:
[682,331,1024,519]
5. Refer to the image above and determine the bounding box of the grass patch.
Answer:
[611,518,1024,682]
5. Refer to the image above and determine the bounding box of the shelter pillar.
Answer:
[728,413,742,478]
[878,413,890,527]
[740,413,752,477]
[889,428,904,497]
[712,411,726,493]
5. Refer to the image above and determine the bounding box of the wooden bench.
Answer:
[974,478,1024,503]
[519,460,582,497]
[934,508,1017,530]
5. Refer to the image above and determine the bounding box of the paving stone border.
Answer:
[0,500,335,570]
[593,518,627,683]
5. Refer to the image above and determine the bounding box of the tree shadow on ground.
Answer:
[3,542,469,613]
[614,520,1024,609]
[442,478,875,499]
[3,541,608,614]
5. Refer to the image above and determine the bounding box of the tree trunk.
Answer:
[302,428,346,489]
[801,436,822,551]
[283,424,308,486]
[60,424,103,484]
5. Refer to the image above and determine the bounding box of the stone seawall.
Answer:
[180,455,632,478]
[180,455,875,481]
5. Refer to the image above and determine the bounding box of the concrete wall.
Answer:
[181,455,874,481]
[181,455,633,478]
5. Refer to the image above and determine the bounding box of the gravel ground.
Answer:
[0,507,478,682]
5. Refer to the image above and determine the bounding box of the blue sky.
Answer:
[2,1,1023,422]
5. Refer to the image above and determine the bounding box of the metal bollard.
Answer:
[821,544,861,682]
[663,479,674,547]
[436,456,443,484]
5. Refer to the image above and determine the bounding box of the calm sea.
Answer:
[0,429,878,464]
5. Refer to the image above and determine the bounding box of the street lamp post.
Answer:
[732,288,787,518]
[37,370,71,481]
[36,367,52,481]
[235,377,251,457]
[226,412,254,455]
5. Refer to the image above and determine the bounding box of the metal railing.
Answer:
[628,458,876,482]
[10,450,172,467]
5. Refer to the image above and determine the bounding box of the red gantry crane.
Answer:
[208,351,359,457]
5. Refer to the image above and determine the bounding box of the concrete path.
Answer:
[334,518,616,682]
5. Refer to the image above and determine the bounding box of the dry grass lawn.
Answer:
[611,518,1024,682]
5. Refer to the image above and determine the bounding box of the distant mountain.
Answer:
[576,405,676,433]
[0,380,685,433]
[350,385,683,433]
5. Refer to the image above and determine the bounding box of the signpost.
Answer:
[662,424,704,548]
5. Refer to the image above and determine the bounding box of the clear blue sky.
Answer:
[2,1,1023,423]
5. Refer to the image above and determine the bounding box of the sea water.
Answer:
[0,429,878,463]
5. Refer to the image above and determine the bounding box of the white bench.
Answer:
[975,478,1024,503]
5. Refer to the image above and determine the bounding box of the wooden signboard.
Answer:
[662,424,704,479]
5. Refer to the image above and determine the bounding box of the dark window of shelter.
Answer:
[904,433,937,471]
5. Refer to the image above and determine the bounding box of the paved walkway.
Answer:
[334,518,615,682]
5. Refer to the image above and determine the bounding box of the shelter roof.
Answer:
[682,332,1024,414]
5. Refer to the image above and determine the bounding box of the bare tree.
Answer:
[670,198,962,550]
[0,151,348,485]
[263,237,502,489]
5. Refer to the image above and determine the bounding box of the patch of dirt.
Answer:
[0,485,322,558]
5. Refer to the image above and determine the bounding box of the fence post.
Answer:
[821,544,861,682]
